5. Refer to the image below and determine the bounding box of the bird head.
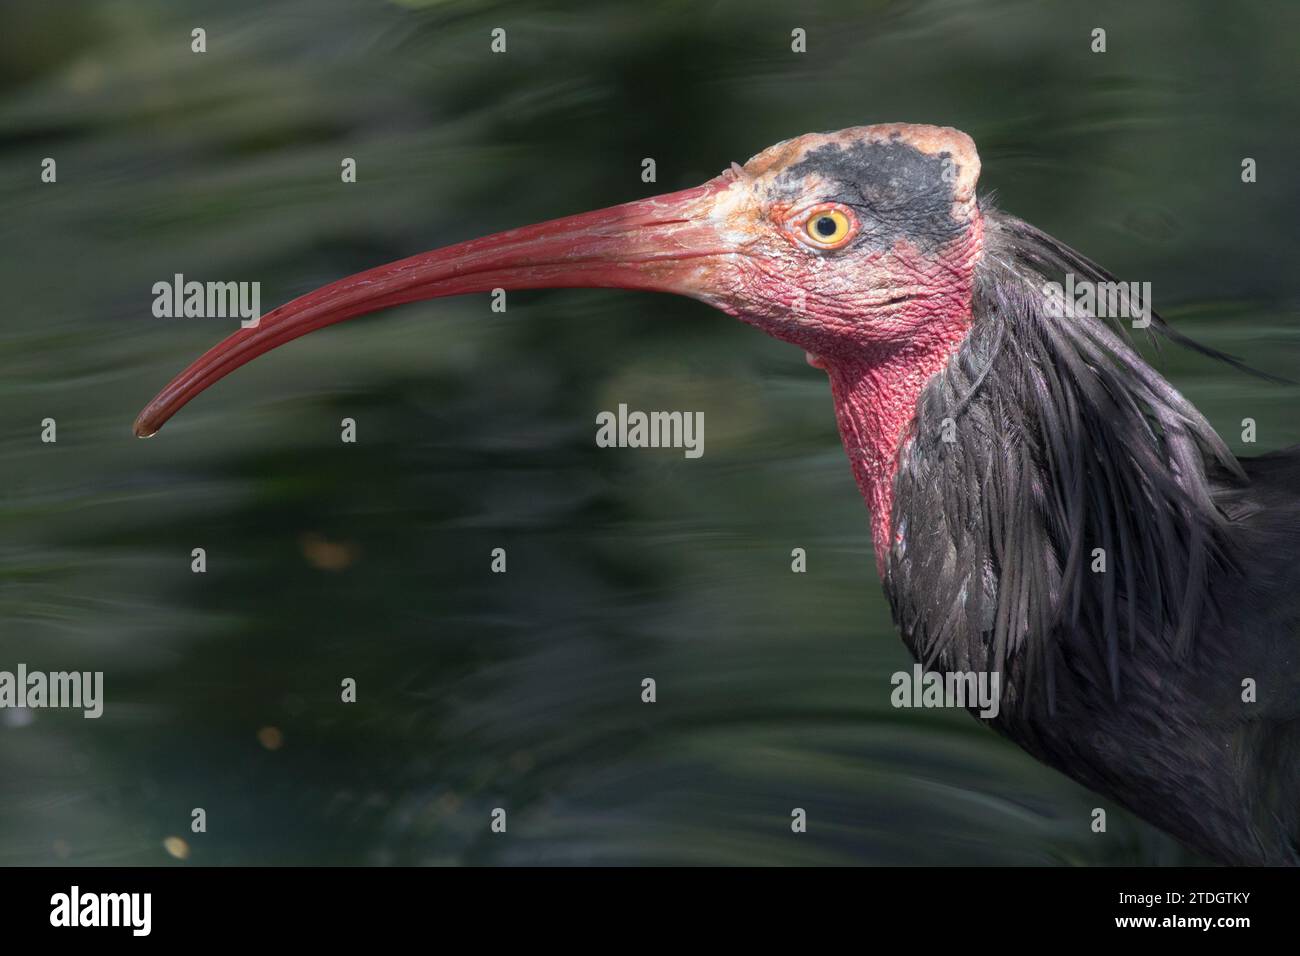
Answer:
[134,123,985,437]
[697,123,983,363]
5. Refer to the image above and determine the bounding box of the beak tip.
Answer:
[132,415,158,439]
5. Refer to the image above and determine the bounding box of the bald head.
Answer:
[737,124,981,255]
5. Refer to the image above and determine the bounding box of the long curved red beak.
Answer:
[134,177,735,437]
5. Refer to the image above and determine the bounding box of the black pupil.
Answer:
[814,216,837,237]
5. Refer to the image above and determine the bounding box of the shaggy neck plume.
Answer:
[822,228,983,574]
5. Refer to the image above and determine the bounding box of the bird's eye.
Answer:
[795,205,856,250]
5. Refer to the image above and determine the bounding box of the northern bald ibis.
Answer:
[135,124,1300,865]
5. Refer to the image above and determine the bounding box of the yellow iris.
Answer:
[804,209,851,246]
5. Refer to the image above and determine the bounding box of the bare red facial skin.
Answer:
[819,216,985,573]
[696,204,984,572]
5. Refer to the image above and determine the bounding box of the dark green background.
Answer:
[1,0,1296,864]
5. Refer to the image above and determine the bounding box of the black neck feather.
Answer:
[884,205,1248,714]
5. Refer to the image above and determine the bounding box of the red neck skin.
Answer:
[819,224,984,576]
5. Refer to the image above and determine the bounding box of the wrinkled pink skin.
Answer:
[656,128,985,573]
[701,214,983,572]
[816,225,981,574]
[135,124,984,577]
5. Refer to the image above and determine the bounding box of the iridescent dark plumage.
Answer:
[889,206,1300,864]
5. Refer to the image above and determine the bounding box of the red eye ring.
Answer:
[791,203,859,250]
